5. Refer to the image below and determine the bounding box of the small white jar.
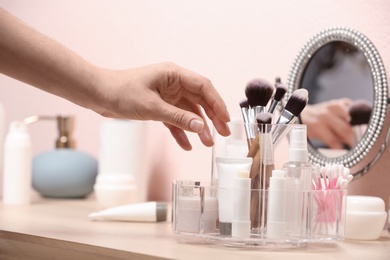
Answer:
[345,196,387,240]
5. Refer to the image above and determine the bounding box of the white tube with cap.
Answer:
[232,170,251,238]
[216,157,252,236]
[267,169,287,238]
[88,201,167,222]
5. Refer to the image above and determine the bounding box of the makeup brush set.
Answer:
[238,78,309,228]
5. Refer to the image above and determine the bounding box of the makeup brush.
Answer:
[349,99,372,126]
[276,88,308,124]
[256,112,274,169]
[275,77,281,84]
[256,113,273,129]
[245,78,274,122]
[248,113,273,181]
[239,98,254,147]
[249,112,273,229]
[273,88,309,146]
[268,82,288,115]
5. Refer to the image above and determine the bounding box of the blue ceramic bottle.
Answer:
[32,116,98,198]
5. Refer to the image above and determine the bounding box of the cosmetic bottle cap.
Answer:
[288,125,308,162]
[9,121,28,134]
[219,222,232,236]
[267,222,287,239]
[229,120,245,140]
[156,202,168,221]
[6,121,31,144]
[271,169,285,178]
[232,220,251,238]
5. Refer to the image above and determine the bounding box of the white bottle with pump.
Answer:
[2,121,32,205]
[282,125,312,237]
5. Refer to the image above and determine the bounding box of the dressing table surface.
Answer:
[0,199,389,260]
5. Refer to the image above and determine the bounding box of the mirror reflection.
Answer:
[299,41,373,157]
[287,27,388,176]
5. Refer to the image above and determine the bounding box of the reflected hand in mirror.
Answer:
[300,98,355,150]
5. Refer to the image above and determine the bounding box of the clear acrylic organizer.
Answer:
[172,121,346,248]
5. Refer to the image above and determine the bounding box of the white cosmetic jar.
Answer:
[94,174,137,209]
[345,196,387,240]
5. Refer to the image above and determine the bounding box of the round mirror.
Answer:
[287,27,389,178]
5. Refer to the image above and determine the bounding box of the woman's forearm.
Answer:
[0,8,105,111]
[0,7,231,150]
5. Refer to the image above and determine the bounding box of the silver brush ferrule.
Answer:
[273,109,297,146]
[241,107,255,141]
[253,106,267,118]
[268,100,278,114]
[276,109,295,124]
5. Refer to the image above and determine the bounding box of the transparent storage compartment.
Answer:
[172,181,346,248]
[172,121,347,248]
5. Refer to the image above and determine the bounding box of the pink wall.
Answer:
[1,0,390,201]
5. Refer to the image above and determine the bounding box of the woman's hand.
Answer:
[94,62,231,150]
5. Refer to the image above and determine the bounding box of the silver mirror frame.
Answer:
[287,27,389,178]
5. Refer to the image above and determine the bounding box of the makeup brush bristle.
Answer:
[256,112,272,125]
[273,83,288,101]
[256,112,273,132]
[284,88,309,116]
[245,78,274,107]
[349,99,372,125]
[239,99,249,108]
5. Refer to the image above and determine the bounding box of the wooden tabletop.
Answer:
[0,198,389,260]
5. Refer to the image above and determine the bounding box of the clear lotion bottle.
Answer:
[282,125,312,237]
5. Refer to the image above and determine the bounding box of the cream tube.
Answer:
[266,169,287,239]
[216,157,252,236]
[88,201,167,222]
[232,170,251,238]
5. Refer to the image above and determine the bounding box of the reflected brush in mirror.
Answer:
[349,99,372,142]
[349,99,372,125]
